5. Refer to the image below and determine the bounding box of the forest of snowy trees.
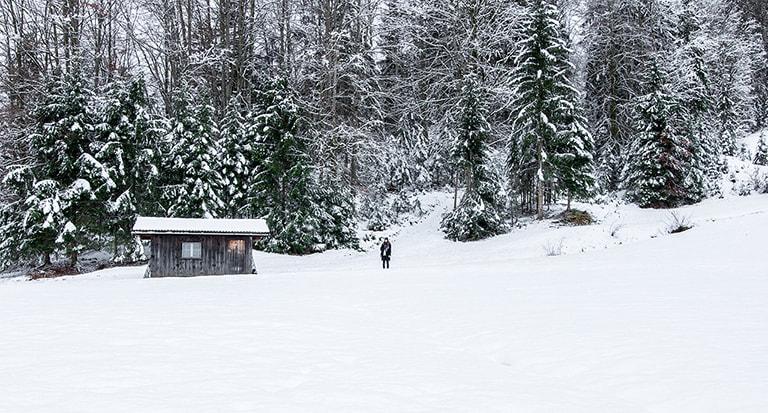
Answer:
[0,0,766,266]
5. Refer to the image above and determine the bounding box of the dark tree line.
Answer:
[1,0,766,266]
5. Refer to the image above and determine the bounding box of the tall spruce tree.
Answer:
[162,91,224,218]
[3,75,114,266]
[624,62,705,208]
[552,109,596,210]
[254,78,357,254]
[442,76,507,241]
[508,0,594,219]
[217,97,251,218]
[92,78,159,260]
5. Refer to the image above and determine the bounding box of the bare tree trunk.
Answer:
[93,2,104,87]
[453,171,459,210]
[278,0,291,74]
[220,0,231,107]
[63,0,81,73]
[537,140,544,220]
[465,165,473,196]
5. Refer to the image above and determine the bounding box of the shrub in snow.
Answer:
[665,211,694,234]
[757,175,768,194]
[748,168,768,194]
[608,220,625,238]
[542,238,564,256]
[364,207,391,232]
[359,184,396,231]
[733,179,753,196]
[731,166,768,196]
[392,191,422,217]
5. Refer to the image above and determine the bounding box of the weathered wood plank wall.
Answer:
[149,235,253,277]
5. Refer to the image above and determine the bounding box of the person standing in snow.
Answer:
[380,237,392,269]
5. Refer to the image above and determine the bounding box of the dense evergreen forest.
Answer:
[0,0,766,266]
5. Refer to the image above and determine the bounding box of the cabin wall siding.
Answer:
[149,234,253,277]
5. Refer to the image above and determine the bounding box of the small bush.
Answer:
[542,238,564,256]
[608,220,625,237]
[749,168,768,194]
[665,212,694,234]
[392,191,422,216]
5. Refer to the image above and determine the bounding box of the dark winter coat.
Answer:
[380,241,392,260]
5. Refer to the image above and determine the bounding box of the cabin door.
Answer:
[227,239,246,273]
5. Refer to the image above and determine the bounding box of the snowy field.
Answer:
[1,189,767,413]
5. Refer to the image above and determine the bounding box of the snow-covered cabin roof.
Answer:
[132,217,269,237]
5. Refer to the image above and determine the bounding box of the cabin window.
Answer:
[181,242,202,259]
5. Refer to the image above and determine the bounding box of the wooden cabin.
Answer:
[132,217,269,277]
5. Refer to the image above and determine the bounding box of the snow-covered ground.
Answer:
[1,187,767,412]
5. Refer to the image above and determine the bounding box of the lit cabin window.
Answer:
[181,242,202,259]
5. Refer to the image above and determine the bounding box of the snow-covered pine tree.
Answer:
[667,0,725,196]
[547,38,595,210]
[441,76,507,241]
[754,133,768,166]
[624,62,705,208]
[7,74,114,266]
[583,0,641,191]
[161,90,224,218]
[552,109,596,211]
[92,77,159,261]
[250,78,305,223]
[253,78,358,254]
[303,170,359,251]
[508,0,593,219]
[582,0,669,192]
[0,170,62,266]
[0,109,38,267]
[217,97,251,218]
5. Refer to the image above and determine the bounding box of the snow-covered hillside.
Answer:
[1,190,767,413]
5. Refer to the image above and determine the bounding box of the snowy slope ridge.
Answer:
[1,193,767,413]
